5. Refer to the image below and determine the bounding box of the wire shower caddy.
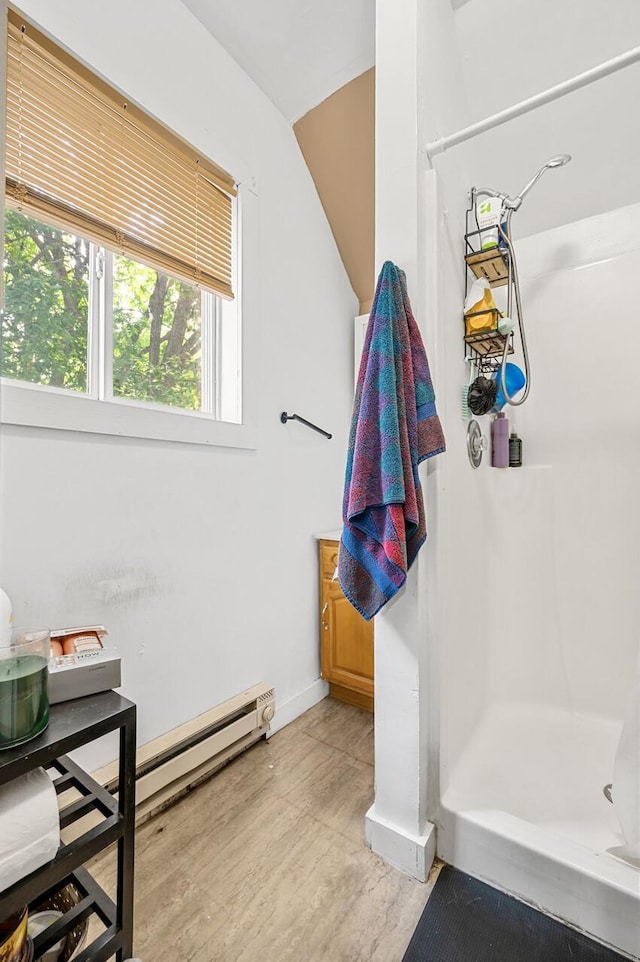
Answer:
[463,198,514,375]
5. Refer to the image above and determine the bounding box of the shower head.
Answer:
[505,153,572,210]
[547,153,572,168]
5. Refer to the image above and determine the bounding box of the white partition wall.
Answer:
[367,0,470,880]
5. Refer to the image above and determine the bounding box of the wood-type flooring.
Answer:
[89,696,437,961]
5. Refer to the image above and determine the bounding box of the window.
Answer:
[2,10,245,443]
[3,207,238,419]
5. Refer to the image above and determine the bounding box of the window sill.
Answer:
[0,380,257,449]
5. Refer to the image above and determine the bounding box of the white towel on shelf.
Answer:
[0,767,60,892]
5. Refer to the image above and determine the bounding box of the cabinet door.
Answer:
[319,541,374,703]
[322,578,374,696]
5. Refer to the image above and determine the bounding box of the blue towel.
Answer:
[338,261,445,620]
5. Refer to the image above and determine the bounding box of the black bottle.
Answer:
[509,432,522,467]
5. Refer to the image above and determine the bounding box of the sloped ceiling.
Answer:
[180,0,640,292]
[181,0,375,122]
[294,69,375,314]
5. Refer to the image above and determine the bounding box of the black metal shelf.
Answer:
[464,326,514,360]
[0,692,136,961]
[30,868,117,961]
[0,690,133,781]
[464,235,510,288]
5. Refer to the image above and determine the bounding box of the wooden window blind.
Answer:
[5,11,236,299]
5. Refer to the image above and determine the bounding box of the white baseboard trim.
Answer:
[365,804,437,881]
[269,678,329,736]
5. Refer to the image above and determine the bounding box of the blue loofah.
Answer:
[494,363,526,410]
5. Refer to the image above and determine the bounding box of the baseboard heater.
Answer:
[94,682,275,822]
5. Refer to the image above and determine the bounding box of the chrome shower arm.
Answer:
[505,153,572,211]
[470,186,506,204]
[504,167,549,211]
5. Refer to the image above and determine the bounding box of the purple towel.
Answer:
[338,261,445,620]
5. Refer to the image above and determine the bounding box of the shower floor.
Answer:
[439,702,640,959]
[442,702,623,854]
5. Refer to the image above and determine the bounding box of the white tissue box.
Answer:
[47,649,121,704]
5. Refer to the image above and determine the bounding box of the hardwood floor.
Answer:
[91,697,437,961]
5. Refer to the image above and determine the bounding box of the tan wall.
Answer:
[294,68,374,315]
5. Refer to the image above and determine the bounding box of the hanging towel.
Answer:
[338,261,445,621]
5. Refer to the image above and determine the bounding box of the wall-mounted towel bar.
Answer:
[280,412,332,439]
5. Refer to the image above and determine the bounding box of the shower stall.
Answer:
[425,54,640,962]
[435,198,640,957]
[372,4,640,956]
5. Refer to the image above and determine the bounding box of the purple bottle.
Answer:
[491,412,509,468]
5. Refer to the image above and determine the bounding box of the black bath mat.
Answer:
[403,865,628,962]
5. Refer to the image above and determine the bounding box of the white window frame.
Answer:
[0,187,256,449]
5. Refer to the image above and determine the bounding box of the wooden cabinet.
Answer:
[318,539,374,712]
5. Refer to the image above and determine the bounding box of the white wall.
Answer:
[416,1,493,800]
[371,0,432,876]
[451,0,640,237]
[0,0,357,767]
[456,0,640,119]
[484,205,640,719]
[367,0,473,877]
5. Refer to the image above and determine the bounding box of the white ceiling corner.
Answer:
[181,0,375,122]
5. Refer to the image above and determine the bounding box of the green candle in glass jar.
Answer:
[0,628,50,749]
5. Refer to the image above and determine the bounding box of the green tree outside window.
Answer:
[2,209,204,412]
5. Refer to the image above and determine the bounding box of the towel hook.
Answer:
[280,412,332,440]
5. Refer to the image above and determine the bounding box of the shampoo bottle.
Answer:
[491,412,509,468]
[476,195,503,250]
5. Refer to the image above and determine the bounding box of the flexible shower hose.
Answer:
[497,211,531,406]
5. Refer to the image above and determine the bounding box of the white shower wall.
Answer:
[483,203,640,722]
[441,199,640,784]
[438,202,640,794]
[429,197,640,958]
[409,0,640,814]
